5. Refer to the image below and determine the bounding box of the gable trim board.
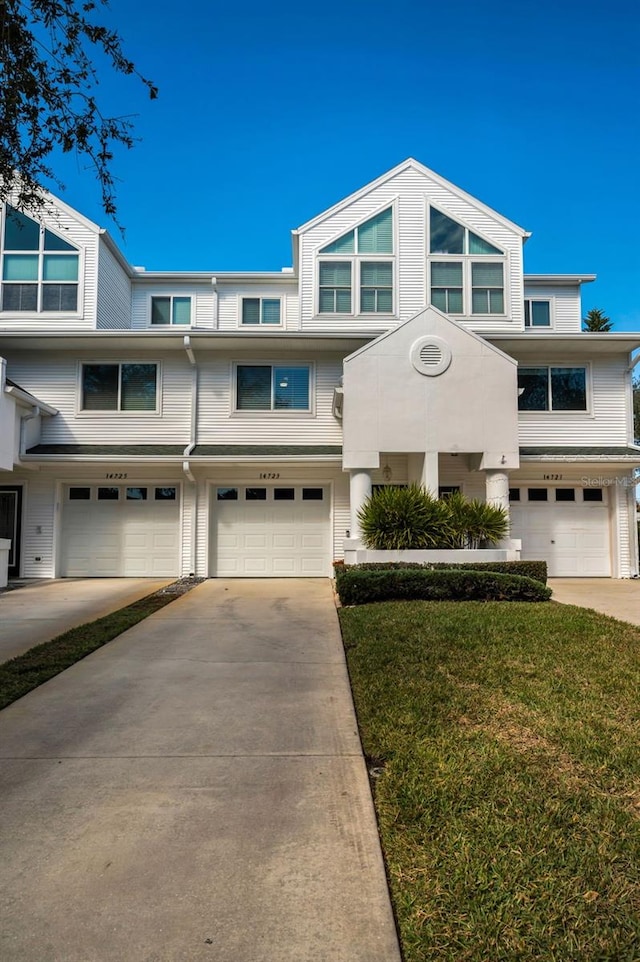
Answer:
[1,158,638,578]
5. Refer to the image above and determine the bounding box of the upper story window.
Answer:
[524,299,551,327]
[242,297,281,325]
[318,208,394,315]
[151,295,191,326]
[429,207,505,316]
[1,205,79,312]
[81,363,158,413]
[518,366,587,412]
[235,364,311,412]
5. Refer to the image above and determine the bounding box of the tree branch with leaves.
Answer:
[0,0,157,226]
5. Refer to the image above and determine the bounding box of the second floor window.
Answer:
[236,364,310,411]
[242,297,281,325]
[524,299,551,327]
[518,366,587,412]
[151,296,191,326]
[81,363,158,412]
[1,205,79,313]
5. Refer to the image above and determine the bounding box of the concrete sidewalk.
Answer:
[550,578,640,627]
[0,577,173,663]
[0,578,401,962]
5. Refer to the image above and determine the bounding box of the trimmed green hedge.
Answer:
[335,568,551,605]
[334,560,548,585]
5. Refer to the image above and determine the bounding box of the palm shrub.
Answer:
[357,485,508,551]
[444,490,509,548]
[357,484,451,549]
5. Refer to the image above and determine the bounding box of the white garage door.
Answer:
[61,484,180,577]
[212,485,331,577]
[510,485,610,577]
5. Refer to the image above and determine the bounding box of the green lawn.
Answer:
[339,601,640,962]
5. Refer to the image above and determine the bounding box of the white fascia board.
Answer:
[521,454,640,463]
[6,183,102,234]
[132,271,298,283]
[296,158,530,238]
[99,230,136,275]
[21,454,343,463]
[524,274,597,285]
[488,333,640,355]
[4,385,58,415]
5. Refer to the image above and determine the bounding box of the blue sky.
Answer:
[47,0,640,329]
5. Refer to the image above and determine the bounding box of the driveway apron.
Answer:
[0,578,401,962]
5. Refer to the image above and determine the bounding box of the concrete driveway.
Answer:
[550,578,640,626]
[0,578,401,962]
[0,577,173,663]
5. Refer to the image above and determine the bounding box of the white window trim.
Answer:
[238,295,284,328]
[314,200,398,318]
[0,206,84,318]
[149,294,192,327]
[76,360,162,417]
[517,362,592,415]
[231,361,315,416]
[427,203,508,319]
[524,297,554,330]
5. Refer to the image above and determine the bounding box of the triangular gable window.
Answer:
[430,207,503,255]
[2,205,79,312]
[320,207,393,254]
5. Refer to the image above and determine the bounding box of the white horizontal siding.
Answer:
[299,165,524,333]
[96,238,132,330]
[6,351,192,444]
[197,354,343,445]
[518,357,630,446]
[216,284,299,332]
[523,284,582,333]
[17,476,56,578]
[130,282,216,330]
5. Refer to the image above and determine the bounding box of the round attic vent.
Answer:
[410,336,452,377]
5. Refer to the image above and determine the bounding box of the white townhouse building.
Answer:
[0,158,639,580]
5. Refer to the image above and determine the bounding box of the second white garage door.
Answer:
[510,486,611,577]
[212,485,331,576]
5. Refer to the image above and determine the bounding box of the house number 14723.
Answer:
[259,472,280,479]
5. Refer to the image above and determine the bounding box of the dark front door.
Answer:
[0,486,23,577]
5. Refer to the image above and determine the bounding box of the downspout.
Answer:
[183,336,198,576]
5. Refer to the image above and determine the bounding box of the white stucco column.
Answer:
[485,469,510,526]
[421,451,439,497]
[349,469,372,540]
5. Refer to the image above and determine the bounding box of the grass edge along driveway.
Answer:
[0,579,201,712]
[339,600,640,962]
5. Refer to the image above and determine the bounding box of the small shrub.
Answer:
[335,560,548,585]
[444,490,509,548]
[335,568,551,605]
[357,484,452,550]
[357,484,508,551]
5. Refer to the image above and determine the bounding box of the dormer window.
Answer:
[428,207,505,316]
[1,205,79,312]
[318,208,394,315]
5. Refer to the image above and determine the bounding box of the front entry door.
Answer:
[0,486,23,577]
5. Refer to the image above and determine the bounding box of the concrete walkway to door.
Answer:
[0,579,402,962]
[550,578,640,626]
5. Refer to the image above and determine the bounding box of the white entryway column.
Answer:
[421,452,439,497]
[349,469,372,540]
[485,469,510,525]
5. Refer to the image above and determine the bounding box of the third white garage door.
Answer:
[510,485,611,577]
[212,485,331,576]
